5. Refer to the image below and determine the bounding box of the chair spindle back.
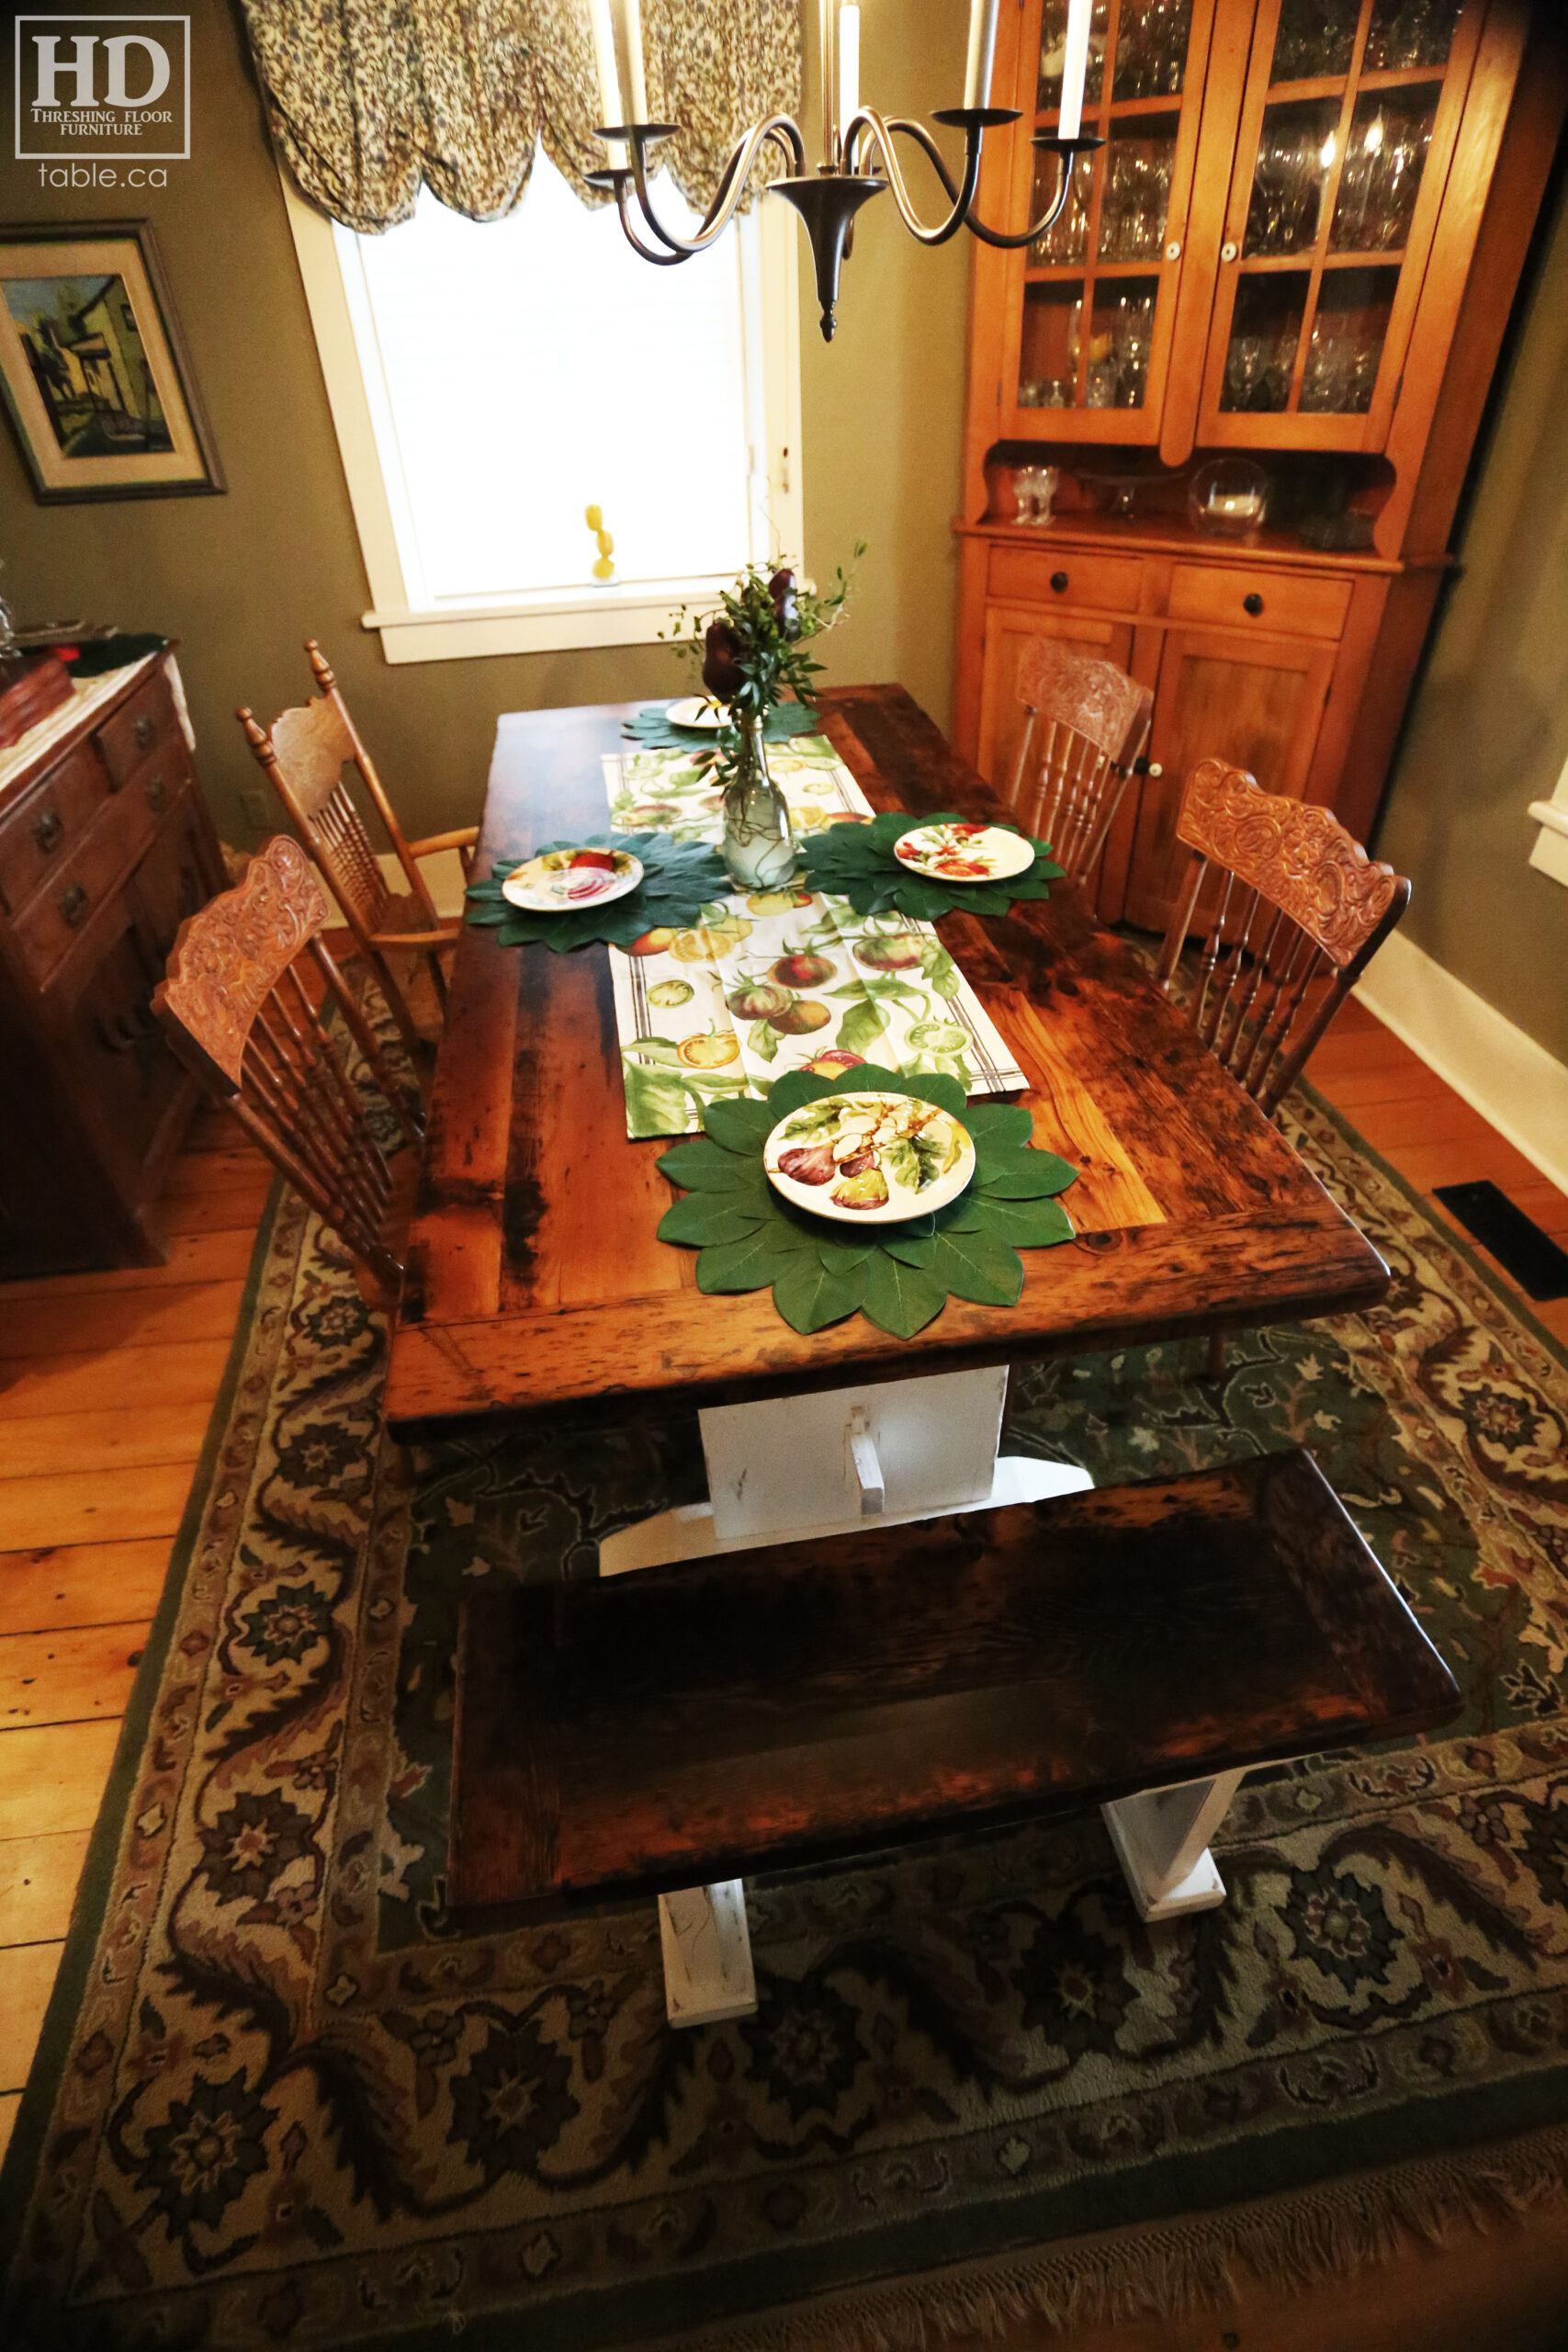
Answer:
[1006,640,1154,888]
[1156,759,1410,1114]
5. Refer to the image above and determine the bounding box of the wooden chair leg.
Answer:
[1206,1329,1226,1384]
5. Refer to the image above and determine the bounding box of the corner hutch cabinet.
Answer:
[954,0,1567,929]
[0,650,226,1278]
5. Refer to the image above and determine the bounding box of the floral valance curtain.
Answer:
[238,0,802,232]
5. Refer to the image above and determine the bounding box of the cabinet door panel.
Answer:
[976,606,1137,797]
[1123,623,1336,931]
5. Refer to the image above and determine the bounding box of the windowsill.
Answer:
[1528,797,1568,888]
[362,574,740,665]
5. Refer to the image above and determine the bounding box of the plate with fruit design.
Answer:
[763,1091,976,1224]
[502,846,644,911]
[893,821,1035,883]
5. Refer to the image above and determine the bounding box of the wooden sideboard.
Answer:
[954,0,1568,929]
[0,651,226,1278]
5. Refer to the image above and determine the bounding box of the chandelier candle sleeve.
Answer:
[1058,0,1093,140]
[839,5,861,144]
[964,0,999,110]
[617,0,649,126]
[588,0,626,166]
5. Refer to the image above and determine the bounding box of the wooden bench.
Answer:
[450,1449,1460,2018]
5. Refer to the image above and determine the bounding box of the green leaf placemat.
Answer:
[655,1064,1077,1339]
[463,831,731,951]
[799,809,1065,922]
[623,701,824,753]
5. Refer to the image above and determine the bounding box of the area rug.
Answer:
[4,1085,1568,2352]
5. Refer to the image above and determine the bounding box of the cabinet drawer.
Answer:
[987,547,1145,614]
[0,743,111,916]
[1167,565,1352,640]
[96,665,180,787]
[12,805,151,989]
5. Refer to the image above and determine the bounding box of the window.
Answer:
[283,149,802,662]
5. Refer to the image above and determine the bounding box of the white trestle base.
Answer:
[1101,1767,1248,1921]
[598,1366,1096,2024]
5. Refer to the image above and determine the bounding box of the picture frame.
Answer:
[0,220,222,502]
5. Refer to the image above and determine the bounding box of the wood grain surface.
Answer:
[386,686,1391,1433]
[448,1450,1460,1908]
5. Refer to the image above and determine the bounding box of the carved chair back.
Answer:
[1156,760,1410,1114]
[1005,640,1154,887]
[152,834,423,1303]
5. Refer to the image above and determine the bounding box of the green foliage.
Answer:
[661,551,863,722]
[622,703,822,754]
[654,1065,1078,1340]
[462,831,730,952]
[799,810,1066,922]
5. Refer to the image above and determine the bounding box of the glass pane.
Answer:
[1093,278,1159,406]
[1329,87,1437,252]
[1111,0,1192,101]
[1271,0,1359,83]
[1040,0,1109,114]
[1100,114,1179,260]
[1220,272,1309,411]
[1019,282,1085,409]
[1364,0,1461,72]
[1244,97,1340,256]
[1299,267,1396,410]
[1031,149,1094,266]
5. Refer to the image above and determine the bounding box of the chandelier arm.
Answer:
[962,135,1103,250]
[626,115,808,257]
[611,175,694,265]
[842,110,980,245]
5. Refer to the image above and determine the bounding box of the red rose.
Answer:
[768,568,801,639]
[702,620,745,700]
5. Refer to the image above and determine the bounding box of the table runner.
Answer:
[603,737,1028,1137]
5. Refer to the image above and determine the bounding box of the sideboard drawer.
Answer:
[0,743,110,915]
[987,547,1145,614]
[1167,565,1352,640]
[97,665,181,787]
[12,812,148,989]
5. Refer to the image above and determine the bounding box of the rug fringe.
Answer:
[659,2121,1568,2352]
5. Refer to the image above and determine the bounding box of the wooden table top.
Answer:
[385,684,1389,1436]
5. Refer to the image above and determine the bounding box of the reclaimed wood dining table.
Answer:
[384,683,1390,1442]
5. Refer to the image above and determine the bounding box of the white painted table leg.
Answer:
[658,1881,757,2027]
[1101,1766,1247,1921]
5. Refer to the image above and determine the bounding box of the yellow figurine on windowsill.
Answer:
[585,503,615,583]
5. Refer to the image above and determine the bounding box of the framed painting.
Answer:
[0,220,222,501]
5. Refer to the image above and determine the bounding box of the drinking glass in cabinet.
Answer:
[1221,274,1310,412]
[1270,0,1359,83]
[1098,283,1157,407]
[1032,150,1093,266]
[1330,88,1437,254]
[1111,0,1192,100]
[1039,0,1108,115]
[1014,465,1060,523]
[1019,283,1084,407]
[1299,269,1394,412]
[1364,0,1461,72]
[1100,119,1179,262]
[1246,99,1341,257]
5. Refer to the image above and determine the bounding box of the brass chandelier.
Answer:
[586,0,1100,339]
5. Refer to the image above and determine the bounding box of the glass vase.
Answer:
[720,713,795,890]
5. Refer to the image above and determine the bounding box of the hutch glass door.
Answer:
[1008,0,1213,441]
[1195,0,1482,449]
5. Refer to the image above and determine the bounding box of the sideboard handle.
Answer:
[61,880,89,928]
[1243,592,1264,616]
[33,807,64,855]
[1050,570,1069,594]
[132,711,156,752]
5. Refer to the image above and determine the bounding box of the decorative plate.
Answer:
[763,1090,976,1225]
[665,696,728,729]
[501,846,644,912]
[894,821,1036,882]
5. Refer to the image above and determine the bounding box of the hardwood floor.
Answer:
[2,1006,1566,2344]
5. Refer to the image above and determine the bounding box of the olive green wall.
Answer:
[0,4,968,849]
[1373,168,1568,1067]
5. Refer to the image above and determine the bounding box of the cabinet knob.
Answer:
[132,712,155,751]
[1050,570,1069,594]
[1133,757,1164,778]
[61,880,89,929]
[1243,592,1264,616]
[1165,239,1182,261]
[33,806,64,855]
[146,774,167,812]
[1220,240,1239,263]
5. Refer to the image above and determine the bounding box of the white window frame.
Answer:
[1529,751,1568,889]
[279,165,803,666]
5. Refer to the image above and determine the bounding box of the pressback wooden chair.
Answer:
[238,639,478,1057]
[152,833,424,1308]
[1005,640,1156,887]
[1155,759,1410,1379]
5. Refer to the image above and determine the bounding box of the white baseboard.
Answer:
[1351,932,1568,1198]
